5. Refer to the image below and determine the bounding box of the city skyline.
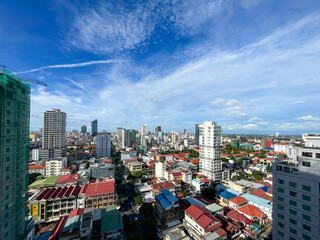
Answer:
[1,1,320,134]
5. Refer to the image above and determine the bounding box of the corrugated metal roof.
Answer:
[161,189,178,203]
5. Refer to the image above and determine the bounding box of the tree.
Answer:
[139,204,157,240]
[134,195,143,205]
[252,171,263,180]
[221,157,229,163]
[238,172,244,179]
[29,173,42,184]
[181,189,187,197]
[132,171,142,179]
[119,195,125,204]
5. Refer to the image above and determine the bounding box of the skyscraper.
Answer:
[154,126,161,136]
[41,109,67,160]
[81,125,87,134]
[272,146,320,240]
[141,125,146,136]
[117,127,124,141]
[92,119,98,137]
[0,68,30,239]
[199,121,222,181]
[97,133,111,159]
[195,124,200,145]
[122,130,132,148]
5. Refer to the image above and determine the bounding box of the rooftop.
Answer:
[229,196,247,205]
[101,206,123,233]
[56,174,80,184]
[156,189,179,209]
[29,165,45,170]
[29,176,61,189]
[205,203,223,213]
[79,180,115,196]
[35,185,80,201]
[237,204,264,219]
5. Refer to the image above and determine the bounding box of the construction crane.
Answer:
[0,65,47,91]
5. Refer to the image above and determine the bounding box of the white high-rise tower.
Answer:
[199,121,222,181]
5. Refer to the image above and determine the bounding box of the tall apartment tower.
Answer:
[42,109,66,160]
[199,121,222,181]
[96,133,111,159]
[0,68,30,239]
[81,125,87,134]
[272,146,320,240]
[195,124,200,145]
[154,126,161,136]
[91,119,98,137]
[122,130,132,148]
[141,125,146,136]
[117,127,124,141]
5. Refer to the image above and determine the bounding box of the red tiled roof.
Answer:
[29,165,45,170]
[56,174,80,184]
[79,180,115,196]
[243,228,256,238]
[36,185,80,201]
[172,172,182,177]
[68,208,85,218]
[49,216,68,240]
[229,196,247,205]
[194,196,215,205]
[151,181,175,191]
[233,154,246,157]
[185,205,222,232]
[200,178,212,183]
[227,210,251,225]
[190,159,199,164]
[216,228,227,237]
[251,189,273,202]
[237,204,264,219]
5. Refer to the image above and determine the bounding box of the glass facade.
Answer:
[0,69,30,239]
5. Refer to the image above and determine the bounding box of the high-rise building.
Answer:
[272,146,320,240]
[92,119,98,137]
[122,130,132,147]
[0,68,30,239]
[130,129,137,142]
[81,125,87,134]
[41,109,66,160]
[199,121,222,181]
[141,125,146,136]
[117,127,124,141]
[195,124,200,145]
[97,133,111,159]
[154,126,161,136]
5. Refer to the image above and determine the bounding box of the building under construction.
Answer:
[0,68,31,239]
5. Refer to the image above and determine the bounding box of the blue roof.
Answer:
[161,189,178,203]
[192,179,204,185]
[186,197,206,207]
[156,189,178,209]
[156,194,172,208]
[216,189,236,200]
[241,193,272,210]
[261,186,269,192]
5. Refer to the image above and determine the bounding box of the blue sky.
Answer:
[1,0,320,134]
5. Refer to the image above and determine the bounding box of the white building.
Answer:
[302,133,320,147]
[199,121,222,181]
[156,161,166,178]
[272,146,320,240]
[141,125,146,136]
[96,133,111,159]
[45,157,67,177]
[32,149,41,161]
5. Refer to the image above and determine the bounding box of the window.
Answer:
[289,209,297,216]
[289,218,297,225]
[289,191,297,197]
[278,222,284,228]
[278,196,284,202]
[278,187,284,193]
[278,213,284,220]
[303,234,311,240]
[278,231,284,237]
[289,238,296,240]
[278,204,284,211]
[302,185,311,192]
[302,214,311,222]
[303,224,311,231]
[302,161,311,167]
[316,153,320,158]
[278,179,284,184]
[302,152,312,157]
[302,204,311,212]
[289,200,297,207]
[302,194,311,202]
[290,227,297,235]
[289,182,297,188]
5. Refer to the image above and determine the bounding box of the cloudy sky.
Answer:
[1,0,320,134]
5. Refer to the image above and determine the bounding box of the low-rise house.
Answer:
[205,204,224,215]
[29,185,80,223]
[29,165,45,175]
[90,163,114,178]
[226,209,251,226]
[237,204,267,225]
[77,180,116,209]
[152,181,176,196]
[228,196,248,210]
[215,189,236,207]
[191,179,205,194]
[101,206,124,240]
[156,189,180,226]
[250,189,273,202]
[183,205,227,240]
[59,167,71,175]
[241,193,272,219]
[162,226,191,240]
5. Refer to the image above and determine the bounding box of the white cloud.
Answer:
[295,115,320,121]
[224,111,248,117]
[17,60,125,74]
[211,98,240,108]
[248,117,262,122]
